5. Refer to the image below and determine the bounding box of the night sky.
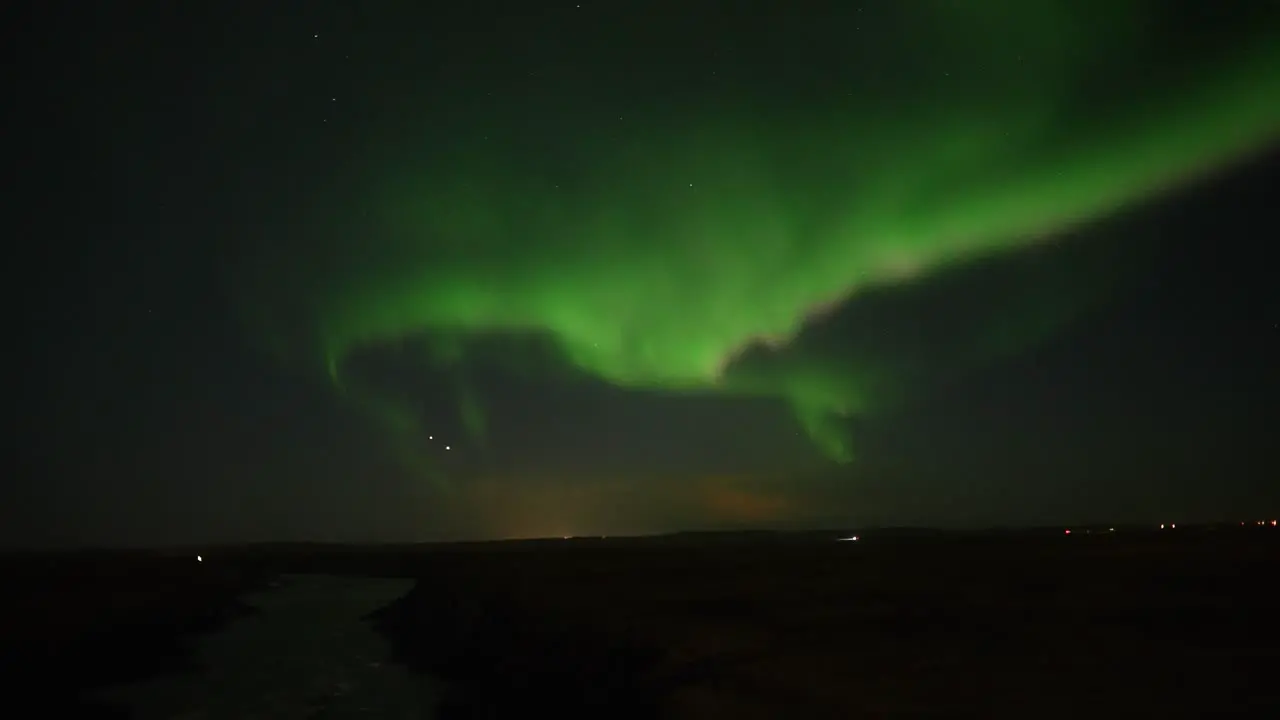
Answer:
[12,1,1280,546]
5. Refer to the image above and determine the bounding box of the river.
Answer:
[96,575,437,719]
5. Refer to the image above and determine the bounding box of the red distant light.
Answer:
[1064,529,1071,535]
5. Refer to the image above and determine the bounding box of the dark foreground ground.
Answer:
[4,527,1278,718]
[0,548,422,717]
[0,551,276,716]
[96,574,429,718]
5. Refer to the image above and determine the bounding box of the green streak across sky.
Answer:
[236,2,1280,467]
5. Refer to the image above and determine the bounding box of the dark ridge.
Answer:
[365,528,1280,717]
[7,527,1280,716]
[368,579,666,719]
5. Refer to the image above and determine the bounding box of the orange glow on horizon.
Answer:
[699,476,795,524]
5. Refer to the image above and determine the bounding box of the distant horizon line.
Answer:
[5,519,1278,553]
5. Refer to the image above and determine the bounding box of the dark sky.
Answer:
[12,1,1280,546]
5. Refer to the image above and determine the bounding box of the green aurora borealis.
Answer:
[233,2,1280,475]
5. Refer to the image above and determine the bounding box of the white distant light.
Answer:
[1171,524,1176,529]
[428,435,433,440]
[196,555,202,562]
[1160,524,1165,529]
[1272,520,1277,527]
[1109,528,1115,532]
[837,535,858,542]
[444,445,450,450]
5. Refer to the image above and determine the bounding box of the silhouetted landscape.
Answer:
[13,2,1280,717]
[5,525,1279,717]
